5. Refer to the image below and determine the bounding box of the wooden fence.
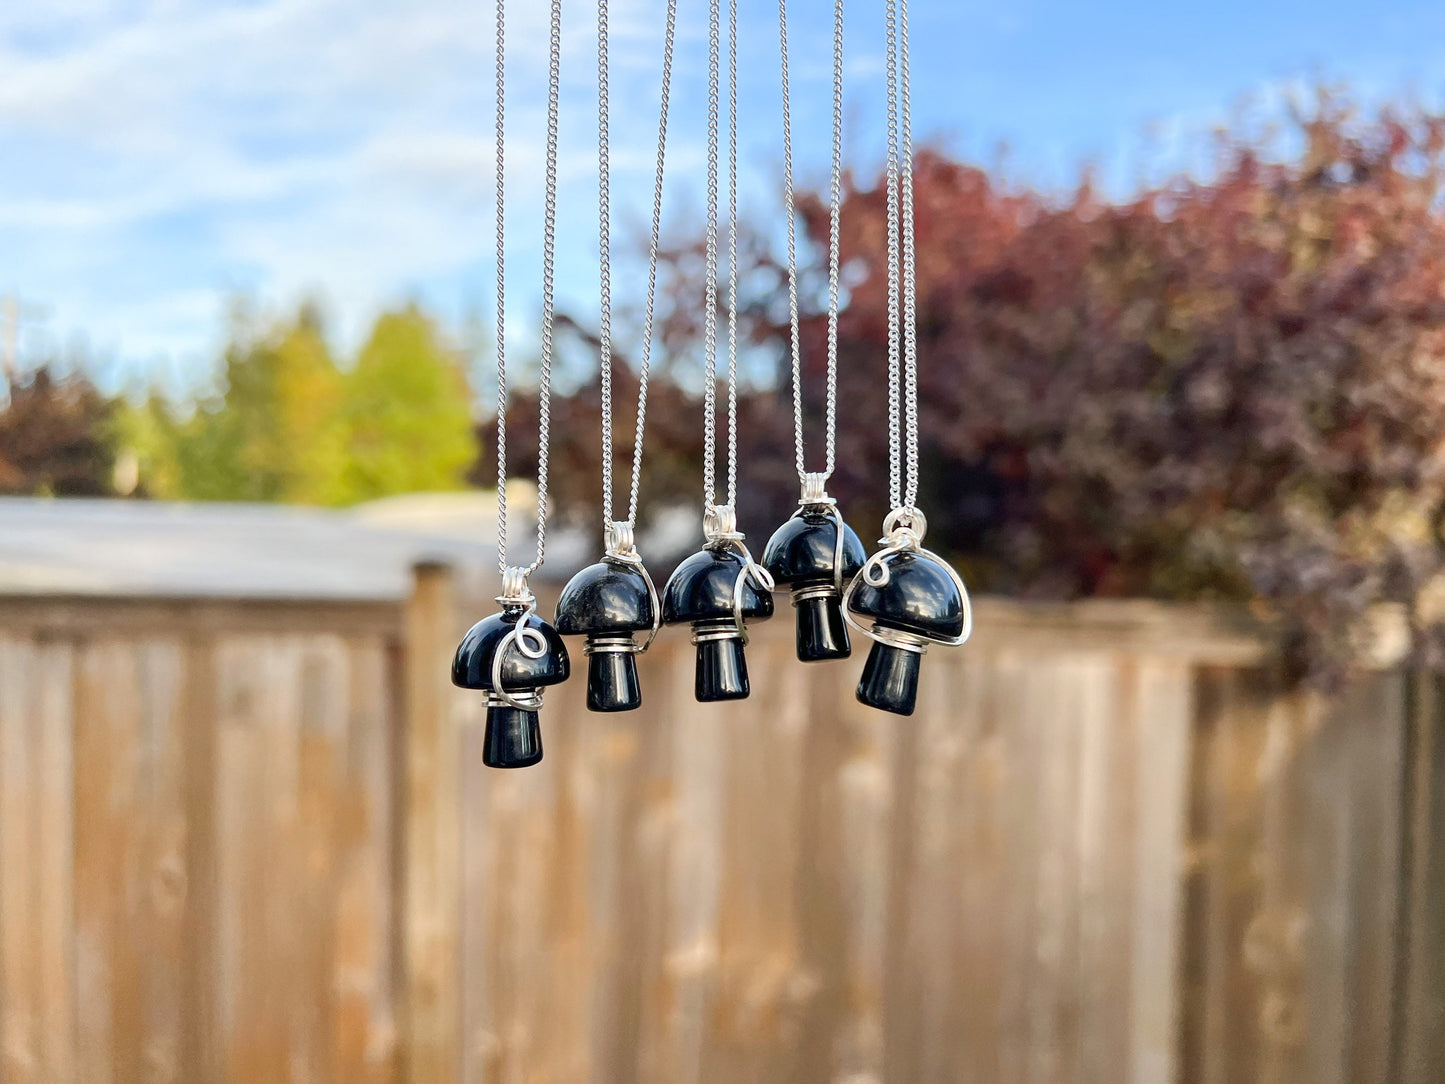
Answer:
[0,566,1440,1082]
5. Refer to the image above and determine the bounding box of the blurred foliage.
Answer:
[119,302,475,505]
[23,88,1445,680]
[471,313,715,526]
[502,92,1445,682]
[340,307,476,502]
[0,366,116,496]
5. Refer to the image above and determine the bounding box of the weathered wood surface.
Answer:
[0,581,1437,1082]
[0,601,403,1083]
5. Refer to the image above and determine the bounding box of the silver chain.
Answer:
[899,0,919,511]
[599,0,678,532]
[597,0,614,525]
[701,0,727,510]
[883,0,918,514]
[494,0,508,576]
[780,0,845,486]
[494,0,563,578]
[725,0,739,507]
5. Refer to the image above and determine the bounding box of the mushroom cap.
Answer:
[452,606,571,691]
[554,560,656,635]
[762,509,867,587]
[662,546,775,625]
[846,550,964,641]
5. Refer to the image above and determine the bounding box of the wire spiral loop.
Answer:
[795,476,848,596]
[602,520,662,653]
[701,504,774,646]
[488,586,551,711]
[841,509,973,650]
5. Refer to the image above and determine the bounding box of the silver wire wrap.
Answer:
[780,0,844,486]
[494,0,562,580]
[584,634,642,657]
[490,574,552,711]
[603,519,662,654]
[703,504,775,647]
[841,510,973,651]
[798,472,847,596]
[599,0,677,529]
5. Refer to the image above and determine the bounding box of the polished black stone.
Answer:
[451,605,571,691]
[661,547,775,624]
[696,636,749,701]
[483,704,544,768]
[662,546,772,703]
[586,648,643,713]
[856,641,922,716]
[555,560,655,634]
[764,509,867,663]
[795,594,852,662]
[845,550,965,641]
[555,559,654,713]
[762,509,867,584]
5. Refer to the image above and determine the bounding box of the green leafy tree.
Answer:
[119,304,348,502]
[219,303,345,503]
[335,305,475,504]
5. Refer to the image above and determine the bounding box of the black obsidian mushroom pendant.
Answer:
[662,506,775,702]
[844,510,972,717]
[452,569,571,768]
[554,523,660,713]
[763,477,866,662]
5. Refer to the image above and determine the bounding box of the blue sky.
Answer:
[2,0,1444,392]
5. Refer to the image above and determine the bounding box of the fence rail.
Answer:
[0,566,1438,1082]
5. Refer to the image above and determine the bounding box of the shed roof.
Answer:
[0,496,576,602]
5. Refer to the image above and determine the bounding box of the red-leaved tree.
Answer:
[487,94,1445,681]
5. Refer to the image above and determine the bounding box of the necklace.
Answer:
[553,0,680,714]
[761,0,866,665]
[451,0,571,767]
[661,0,776,704]
[842,0,973,716]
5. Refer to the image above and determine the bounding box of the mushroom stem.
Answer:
[791,585,851,662]
[692,622,750,701]
[584,636,643,712]
[856,637,926,717]
[483,698,545,767]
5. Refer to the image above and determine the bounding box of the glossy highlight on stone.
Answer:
[482,704,545,768]
[857,641,923,716]
[847,550,965,716]
[662,546,774,703]
[763,509,866,663]
[556,560,656,713]
[584,650,643,712]
[452,605,570,768]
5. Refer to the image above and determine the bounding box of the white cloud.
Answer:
[0,0,882,385]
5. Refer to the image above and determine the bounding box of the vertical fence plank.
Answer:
[1125,660,1192,1084]
[0,640,39,1081]
[1182,667,1272,1084]
[1074,653,1132,1084]
[72,640,144,1081]
[1400,670,1445,1084]
[404,563,460,1084]
[705,636,811,1084]
[34,642,77,1083]
[334,636,400,1083]
[213,636,288,1080]
[138,641,187,1083]
[180,633,219,1082]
